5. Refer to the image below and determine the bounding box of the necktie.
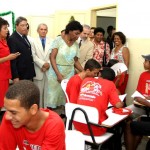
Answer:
[22,35,30,47]
[41,39,45,50]
[79,40,82,48]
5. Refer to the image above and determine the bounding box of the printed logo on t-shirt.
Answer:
[23,140,41,150]
[79,81,102,101]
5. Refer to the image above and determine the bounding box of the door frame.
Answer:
[90,4,117,28]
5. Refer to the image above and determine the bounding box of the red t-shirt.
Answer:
[137,71,150,96]
[66,74,82,103]
[74,77,121,136]
[0,109,65,150]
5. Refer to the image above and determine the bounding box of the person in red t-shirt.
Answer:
[107,59,127,95]
[0,80,65,150]
[136,62,150,98]
[66,59,101,103]
[124,54,150,150]
[74,77,123,136]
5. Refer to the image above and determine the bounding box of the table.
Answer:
[102,108,129,127]
[101,108,131,150]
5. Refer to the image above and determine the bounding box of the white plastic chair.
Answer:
[65,103,113,150]
[65,130,85,150]
[61,79,70,103]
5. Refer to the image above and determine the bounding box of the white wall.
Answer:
[0,0,117,17]
[117,0,150,38]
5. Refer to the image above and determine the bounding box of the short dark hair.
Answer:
[5,80,40,109]
[84,59,101,71]
[101,67,115,81]
[91,27,96,30]
[107,59,119,67]
[0,17,9,31]
[65,21,83,34]
[107,25,114,34]
[15,16,27,26]
[94,27,105,36]
[112,31,126,44]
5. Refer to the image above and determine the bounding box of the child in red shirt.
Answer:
[66,59,101,103]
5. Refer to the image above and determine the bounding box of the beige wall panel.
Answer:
[126,38,150,105]
[54,11,90,37]
[27,15,55,39]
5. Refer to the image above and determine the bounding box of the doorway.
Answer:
[90,5,117,37]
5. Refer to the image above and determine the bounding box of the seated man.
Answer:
[124,54,150,150]
[74,77,123,136]
[66,59,101,103]
[127,98,150,150]
[0,80,65,150]
[100,67,116,81]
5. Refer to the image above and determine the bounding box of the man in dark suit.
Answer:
[7,16,35,83]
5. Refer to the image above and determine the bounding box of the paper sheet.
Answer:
[111,63,128,76]
[131,91,145,99]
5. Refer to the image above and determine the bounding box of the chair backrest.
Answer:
[61,79,70,103]
[65,103,99,128]
[65,130,85,150]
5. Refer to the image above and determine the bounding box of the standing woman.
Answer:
[110,31,130,95]
[0,17,19,110]
[110,31,130,68]
[46,21,83,111]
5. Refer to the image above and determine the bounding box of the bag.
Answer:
[112,107,132,115]
[102,42,107,67]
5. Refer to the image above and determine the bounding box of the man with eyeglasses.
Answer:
[7,16,35,83]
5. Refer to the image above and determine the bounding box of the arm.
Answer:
[31,41,46,68]
[74,56,83,72]
[109,82,124,108]
[50,48,64,83]
[114,70,122,88]
[41,63,50,72]
[31,42,50,72]
[82,43,94,66]
[7,37,20,81]
[106,43,110,63]
[122,47,130,68]
[0,53,20,63]
[135,97,150,107]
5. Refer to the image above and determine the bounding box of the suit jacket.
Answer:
[7,31,35,80]
[79,39,94,68]
[31,37,52,80]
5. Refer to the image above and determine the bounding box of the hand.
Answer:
[41,67,47,72]
[42,63,50,70]
[57,74,64,83]
[116,69,121,79]
[13,78,19,83]
[7,52,20,60]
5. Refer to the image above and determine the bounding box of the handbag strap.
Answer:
[103,42,107,66]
